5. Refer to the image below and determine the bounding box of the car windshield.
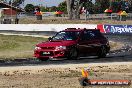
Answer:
[52,31,80,41]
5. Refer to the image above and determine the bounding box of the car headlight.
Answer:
[35,46,41,50]
[55,46,66,50]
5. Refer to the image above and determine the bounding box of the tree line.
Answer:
[24,0,131,19]
[1,0,131,20]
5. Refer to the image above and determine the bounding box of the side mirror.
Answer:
[48,37,52,41]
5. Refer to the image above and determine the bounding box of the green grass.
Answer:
[0,34,47,60]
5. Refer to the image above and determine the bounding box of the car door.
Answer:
[86,30,101,54]
[78,30,93,56]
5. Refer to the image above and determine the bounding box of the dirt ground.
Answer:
[0,62,131,88]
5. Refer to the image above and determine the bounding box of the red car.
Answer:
[34,28,110,61]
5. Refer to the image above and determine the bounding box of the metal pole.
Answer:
[0,9,2,24]
[11,0,13,23]
[109,0,112,9]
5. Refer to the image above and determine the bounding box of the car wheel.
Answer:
[38,58,49,61]
[68,48,79,60]
[98,46,107,58]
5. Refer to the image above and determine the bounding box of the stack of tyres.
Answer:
[3,19,11,24]
[37,15,42,20]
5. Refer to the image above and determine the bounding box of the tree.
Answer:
[0,0,3,1]
[0,0,7,2]
[67,0,83,19]
[10,0,25,7]
[50,6,58,12]
[95,0,109,13]
[67,0,93,20]
[24,4,35,13]
[58,1,67,14]
[40,6,49,12]
[1,0,25,7]
[66,0,72,19]
[94,1,102,13]
[110,0,132,12]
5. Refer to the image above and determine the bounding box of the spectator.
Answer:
[124,1,129,12]
[85,9,90,20]
[15,14,19,24]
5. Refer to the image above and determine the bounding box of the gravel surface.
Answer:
[0,62,132,88]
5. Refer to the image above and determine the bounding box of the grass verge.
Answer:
[0,34,47,60]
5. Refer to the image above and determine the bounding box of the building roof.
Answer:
[0,1,24,12]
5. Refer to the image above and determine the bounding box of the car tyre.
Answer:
[38,58,49,61]
[68,48,79,60]
[98,46,107,58]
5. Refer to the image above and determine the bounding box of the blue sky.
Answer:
[24,0,65,7]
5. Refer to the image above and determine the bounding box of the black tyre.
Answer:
[98,46,107,58]
[68,48,79,60]
[38,58,49,61]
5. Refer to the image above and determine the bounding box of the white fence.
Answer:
[18,12,132,20]
[85,13,132,20]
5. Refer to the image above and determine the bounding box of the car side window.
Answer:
[88,32,96,39]
[81,30,100,41]
[81,31,91,41]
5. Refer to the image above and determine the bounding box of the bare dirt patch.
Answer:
[109,41,124,51]
[0,62,131,88]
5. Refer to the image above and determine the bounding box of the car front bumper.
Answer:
[34,49,69,60]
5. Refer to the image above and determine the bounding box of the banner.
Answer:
[97,24,132,34]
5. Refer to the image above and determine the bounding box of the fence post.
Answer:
[101,14,103,20]
[111,14,112,20]
[85,12,87,21]
[120,15,122,21]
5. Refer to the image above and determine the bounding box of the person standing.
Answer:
[15,14,19,24]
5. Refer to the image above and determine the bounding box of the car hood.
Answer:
[37,40,77,47]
